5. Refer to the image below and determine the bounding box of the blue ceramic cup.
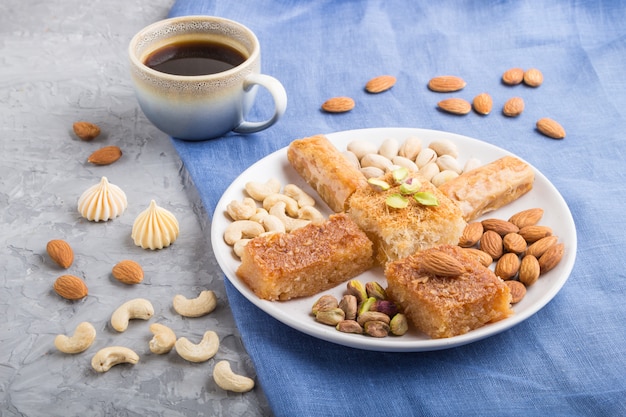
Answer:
[129,16,287,140]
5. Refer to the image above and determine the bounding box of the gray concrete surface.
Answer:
[0,1,271,415]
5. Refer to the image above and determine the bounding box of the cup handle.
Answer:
[233,73,287,134]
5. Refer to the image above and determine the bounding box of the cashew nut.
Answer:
[249,208,269,223]
[149,323,176,354]
[269,201,310,232]
[54,321,96,354]
[224,220,265,246]
[91,346,139,372]
[172,290,217,318]
[245,178,281,201]
[262,214,286,234]
[297,205,324,221]
[262,193,299,217]
[175,330,219,363]
[212,360,255,393]
[283,184,316,207]
[226,197,257,221]
[233,239,250,258]
[110,298,154,332]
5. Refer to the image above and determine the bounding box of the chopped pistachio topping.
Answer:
[391,167,409,184]
[367,178,390,191]
[399,178,421,195]
[413,192,439,206]
[386,193,409,209]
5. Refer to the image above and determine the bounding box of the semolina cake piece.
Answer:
[236,213,374,301]
[385,245,513,339]
[347,171,466,266]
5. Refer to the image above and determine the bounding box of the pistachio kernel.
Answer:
[389,313,409,336]
[414,192,439,206]
[358,296,377,316]
[364,321,390,338]
[367,178,390,192]
[346,279,368,304]
[336,320,363,334]
[365,281,387,300]
[392,167,409,184]
[386,193,409,209]
[399,178,421,195]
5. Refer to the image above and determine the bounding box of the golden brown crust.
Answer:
[236,214,374,301]
[347,171,466,266]
[287,135,367,213]
[385,245,513,339]
[438,156,534,222]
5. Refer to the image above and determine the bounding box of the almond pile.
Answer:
[459,207,565,303]
[427,69,566,139]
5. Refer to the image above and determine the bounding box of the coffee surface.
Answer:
[144,40,247,76]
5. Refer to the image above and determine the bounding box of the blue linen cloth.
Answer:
[166,1,626,416]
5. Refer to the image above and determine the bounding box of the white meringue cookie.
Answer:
[131,200,179,250]
[77,176,127,222]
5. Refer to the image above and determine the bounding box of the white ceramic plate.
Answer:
[211,128,577,352]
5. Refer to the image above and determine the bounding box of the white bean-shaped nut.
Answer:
[342,151,361,169]
[175,331,219,363]
[213,360,255,393]
[429,139,458,158]
[463,157,482,173]
[173,290,217,318]
[391,155,419,172]
[398,136,422,160]
[262,214,286,233]
[360,166,385,179]
[269,201,310,232]
[149,323,176,354]
[262,193,299,217]
[298,205,324,221]
[226,198,257,221]
[110,298,154,332]
[244,178,281,202]
[91,346,139,372]
[283,184,316,207]
[419,162,440,181]
[249,208,269,223]
[378,138,400,160]
[54,321,96,354]
[347,140,378,160]
[361,153,394,172]
[233,239,250,258]
[224,220,265,246]
[416,148,438,168]
[435,154,463,174]
[431,169,460,187]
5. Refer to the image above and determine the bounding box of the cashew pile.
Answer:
[344,137,482,187]
[224,180,325,258]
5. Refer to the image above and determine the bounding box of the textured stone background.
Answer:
[0,1,270,415]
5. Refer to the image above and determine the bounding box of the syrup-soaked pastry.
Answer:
[287,135,367,213]
[438,156,534,222]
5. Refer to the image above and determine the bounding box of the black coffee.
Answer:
[144,40,247,76]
